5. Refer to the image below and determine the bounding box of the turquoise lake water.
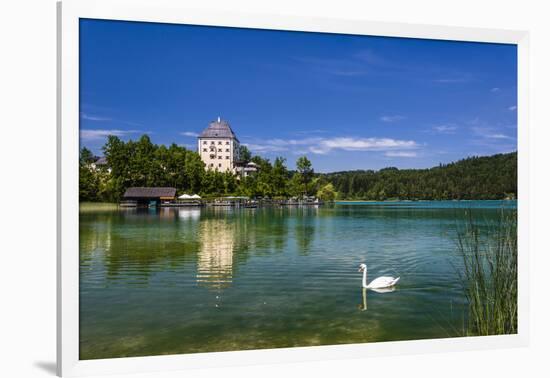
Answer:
[79,200,516,359]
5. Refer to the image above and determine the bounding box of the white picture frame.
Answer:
[57,0,530,376]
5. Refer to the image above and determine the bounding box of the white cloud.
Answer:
[486,133,513,140]
[242,143,288,153]
[80,112,143,127]
[433,125,457,134]
[380,115,405,123]
[292,129,328,135]
[80,129,145,141]
[384,151,418,158]
[491,87,500,92]
[509,105,517,111]
[320,137,416,151]
[80,113,112,121]
[180,131,199,137]
[243,136,418,155]
[471,126,514,140]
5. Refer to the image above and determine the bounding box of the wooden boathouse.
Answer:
[121,187,177,207]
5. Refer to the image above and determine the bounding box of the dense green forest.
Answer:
[80,135,327,202]
[80,134,517,202]
[325,152,517,200]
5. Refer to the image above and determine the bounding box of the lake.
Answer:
[79,200,516,359]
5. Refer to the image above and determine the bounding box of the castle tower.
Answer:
[197,117,240,172]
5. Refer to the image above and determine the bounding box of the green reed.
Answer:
[456,209,517,336]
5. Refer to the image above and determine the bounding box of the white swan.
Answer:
[358,263,400,289]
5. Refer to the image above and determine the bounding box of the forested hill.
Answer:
[324,152,517,201]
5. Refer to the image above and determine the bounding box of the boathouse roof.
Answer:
[199,117,239,142]
[94,156,108,165]
[123,187,177,199]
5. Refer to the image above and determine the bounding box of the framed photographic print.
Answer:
[58,0,529,376]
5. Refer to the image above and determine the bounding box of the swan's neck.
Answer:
[362,269,368,288]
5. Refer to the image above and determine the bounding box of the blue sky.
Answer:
[80,19,517,172]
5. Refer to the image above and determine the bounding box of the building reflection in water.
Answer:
[196,218,235,290]
[177,208,201,220]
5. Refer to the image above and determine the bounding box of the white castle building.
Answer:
[198,117,240,171]
[197,117,257,176]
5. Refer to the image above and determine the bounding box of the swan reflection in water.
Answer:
[358,286,396,311]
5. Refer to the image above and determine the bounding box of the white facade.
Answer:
[198,137,239,171]
[197,118,240,172]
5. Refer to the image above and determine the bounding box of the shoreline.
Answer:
[79,198,517,211]
[335,199,517,203]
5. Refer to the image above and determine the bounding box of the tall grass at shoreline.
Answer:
[79,202,119,212]
[456,209,517,336]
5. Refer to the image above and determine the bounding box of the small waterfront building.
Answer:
[90,156,111,173]
[198,117,241,172]
[122,187,176,206]
[233,161,259,177]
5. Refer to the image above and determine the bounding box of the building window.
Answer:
[226,141,230,145]
[218,141,222,145]
[203,148,207,152]
[218,163,222,167]
[209,163,213,167]
[218,156,222,159]
[218,148,222,152]
[203,141,207,145]
[210,154,215,159]
[211,141,215,145]
[225,149,230,152]
[226,156,229,159]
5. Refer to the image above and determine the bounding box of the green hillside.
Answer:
[324,152,517,200]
